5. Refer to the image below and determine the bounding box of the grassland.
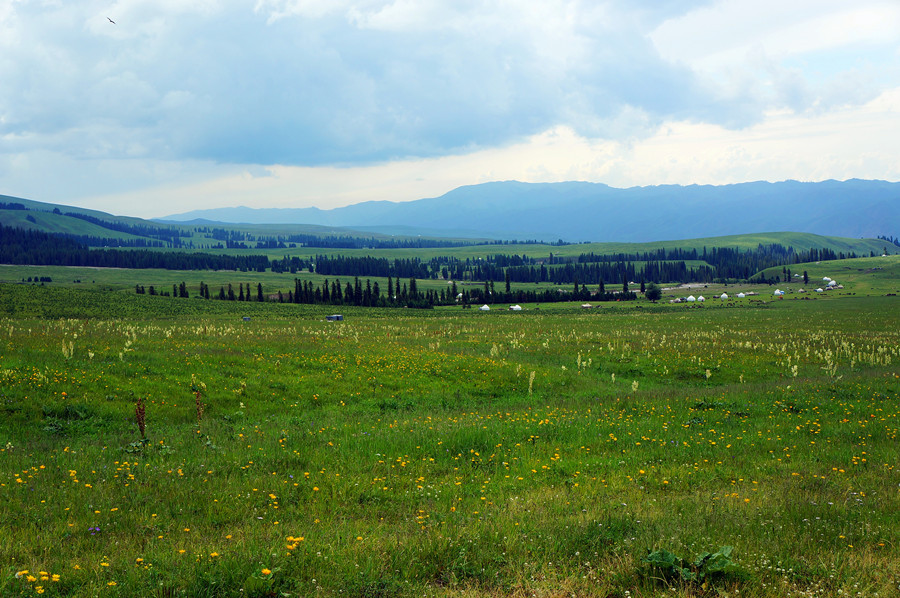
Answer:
[2,254,898,306]
[0,265,898,597]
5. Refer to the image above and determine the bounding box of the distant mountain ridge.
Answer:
[158,179,899,242]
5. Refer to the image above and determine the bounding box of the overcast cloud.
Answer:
[1,0,899,217]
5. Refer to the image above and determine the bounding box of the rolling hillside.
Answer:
[2,192,897,259]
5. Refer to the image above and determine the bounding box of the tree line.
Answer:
[137,276,637,308]
[0,222,867,286]
[0,224,267,271]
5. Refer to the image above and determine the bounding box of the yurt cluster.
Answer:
[669,276,842,303]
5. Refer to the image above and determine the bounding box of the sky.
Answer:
[1,0,899,218]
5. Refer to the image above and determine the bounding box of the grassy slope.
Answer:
[205,232,894,262]
[756,255,900,295]
[0,208,149,240]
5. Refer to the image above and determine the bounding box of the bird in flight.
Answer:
[107,17,116,24]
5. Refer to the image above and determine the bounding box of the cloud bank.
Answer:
[1,0,899,216]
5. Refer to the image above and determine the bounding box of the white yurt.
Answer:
[509,305,522,311]
[479,304,490,311]
[737,292,746,298]
[697,296,705,302]
[720,293,728,300]
[815,288,824,293]
[686,295,696,302]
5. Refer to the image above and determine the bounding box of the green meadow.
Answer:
[0,263,898,597]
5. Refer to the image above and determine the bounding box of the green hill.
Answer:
[2,194,897,258]
[757,254,900,295]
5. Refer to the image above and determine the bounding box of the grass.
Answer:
[0,277,897,597]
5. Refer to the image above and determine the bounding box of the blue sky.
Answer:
[1,0,899,217]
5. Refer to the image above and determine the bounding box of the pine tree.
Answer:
[364,279,373,306]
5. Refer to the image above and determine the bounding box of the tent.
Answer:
[509,305,522,311]
[479,304,491,311]
[686,295,696,302]
[719,293,728,300]
[736,292,746,298]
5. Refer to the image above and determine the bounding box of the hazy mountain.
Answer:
[138,179,900,242]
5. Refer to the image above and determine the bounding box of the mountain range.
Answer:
[158,179,899,243]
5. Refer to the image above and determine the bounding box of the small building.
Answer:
[242,316,251,322]
[509,305,522,311]
[736,292,746,298]
[686,295,696,302]
[581,303,593,309]
[479,305,490,311]
[326,314,343,321]
[719,293,728,300]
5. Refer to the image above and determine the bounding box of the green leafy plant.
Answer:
[643,545,736,583]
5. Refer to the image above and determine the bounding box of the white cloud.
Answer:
[23,86,893,218]
[1,0,899,215]
[651,0,900,115]
[651,0,900,67]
